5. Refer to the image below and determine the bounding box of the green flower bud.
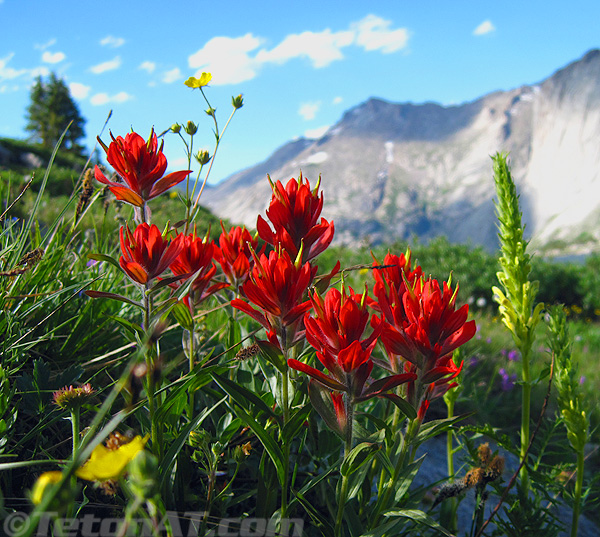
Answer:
[205,107,216,118]
[127,451,159,500]
[232,94,244,109]
[171,123,181,134]
[185,121,198,135]
[188,428,211,449]
[195,150,211,165]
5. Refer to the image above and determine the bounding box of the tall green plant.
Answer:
[491,152,544,492]
[547,305,590,537]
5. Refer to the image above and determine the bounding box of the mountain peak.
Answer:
[203,50,600,256]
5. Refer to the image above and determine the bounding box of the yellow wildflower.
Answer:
[76,435,147,482]
[31,471,63,505]
[184,73,212,88]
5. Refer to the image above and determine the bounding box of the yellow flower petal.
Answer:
[76,435,148,482]
[184,72,212,88]
[31,471,63,505]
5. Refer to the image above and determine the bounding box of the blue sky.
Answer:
[1,0,599,184]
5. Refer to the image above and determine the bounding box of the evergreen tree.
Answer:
[25,72,86,155]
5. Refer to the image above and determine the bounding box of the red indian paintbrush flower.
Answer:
[95,129,191,207]
[370,251,422,325]
[119,223,183,285]
[380,277,476,369]
[377,272,475,419]
[169,231,229,310]
[256,174,334,263]
[288,286,415,402]
[214,222,263,290]
[231,249,316,347]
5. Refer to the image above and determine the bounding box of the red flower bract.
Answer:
[381,277,476,369]
[169,232,228,310]
[214,222,263,290]
[231,249,316,347]
[95,129,191,207]
[289,286,415,401]
[256,174,334,263]
[376,271,476,419]
[119,223,183,285]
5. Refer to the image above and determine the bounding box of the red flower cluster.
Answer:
[231,250,316,348]
[289,287,415,402]
[374,254,476,419]
[257,174,334,263]
[169,231,229,311]
[95,129,191,207]
[214,223,262,290]
[119,223,183,285]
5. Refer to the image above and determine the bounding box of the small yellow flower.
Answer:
[31,471,63,505]
[76,435,148,482]
[184,72,212,88]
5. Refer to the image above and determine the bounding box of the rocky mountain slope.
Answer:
[202,49,600,255]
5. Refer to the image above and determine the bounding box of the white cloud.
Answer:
[69,82,91,99]
[0,53,26,80]
[90,91,132,106]
[41,51,66,64]
[139,61,156,73]
[162,67,182,84]
[189,33,263,85]
[35,38,56,51]
[333,96,343,105]
[354,15,409,53]
[256,29,354,68]
[304,126,330,139]
[90,56,121,74]
[100,35,126,48]
[473,20,495,36]
[298,101,321,121]
[188,15,411,86]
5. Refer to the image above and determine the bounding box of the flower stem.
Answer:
[520,348,531,490]
[187,322,196,420]
[280,366,290,519]
[446,398,455,478]
[335,396,354,537]
[571,447,585,537]
[143,286,159,458]
[71,408,80,457]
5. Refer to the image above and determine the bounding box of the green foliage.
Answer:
[25,73,86,155]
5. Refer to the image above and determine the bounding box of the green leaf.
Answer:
[211,373,277,420]
[233,404,286,486]
[383,509,455,536]
[87,252,122,272]
[381,393,417,420]
[281,404,312,444]
[394,455,425,503]
[256,340,286,373]
[414,413,472,446]
[341,442,381,477]
[108,315,144,339]
[159,397,226,489]
[308,380,344,438]
[85,290,142,309]
[148,274,187,294]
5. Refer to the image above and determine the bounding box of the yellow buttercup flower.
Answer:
[184,72,212,88]
[76,435,148,482]
[31,471,63,505]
